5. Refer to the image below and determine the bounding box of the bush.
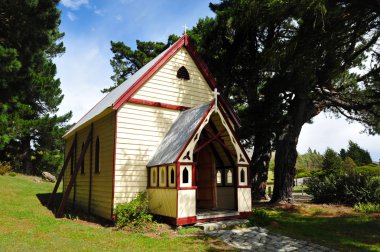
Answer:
[114,191,153,230]
[305,172,378,205]
[249,209,272,227]
[355,164,380,177]
[354,202,380,213]
[8,172,16,177]
[0,161,12,175]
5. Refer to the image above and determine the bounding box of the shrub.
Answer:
[354,202,380,213]
[114,191,153,230]
[305,172,377,205]
[8,172,16,177]
[355,164,380,177]
[249,209,272,227]
[0,161,12,175]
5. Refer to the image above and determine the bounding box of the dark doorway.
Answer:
[196,145,216,209]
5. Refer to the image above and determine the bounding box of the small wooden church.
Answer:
[49,34,252,225]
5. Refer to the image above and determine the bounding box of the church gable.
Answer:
[131,48,214,108]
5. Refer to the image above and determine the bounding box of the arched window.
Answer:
[81,143,85,174]
[161,169,164,184]
[240,168,246,183]
[152,170,156,183]
[176,66,190,80]
[95,137,100,174]
[216,170,222,185]
[182,167,189,184]
[226,169,233,184]
[170,168,175,185]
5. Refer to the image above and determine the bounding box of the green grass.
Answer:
[259,205,380,252]
[0,175,229,251]
[292,184,308,193]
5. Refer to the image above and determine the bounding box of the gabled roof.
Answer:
[147,102,212,167]
[63,34,239,138]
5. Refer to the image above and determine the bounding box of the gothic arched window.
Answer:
[177,66,190,80]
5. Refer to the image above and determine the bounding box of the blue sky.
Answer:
[55,0,379,161]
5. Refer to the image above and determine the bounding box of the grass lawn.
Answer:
[256,204,380,252]
[0,174,233,251]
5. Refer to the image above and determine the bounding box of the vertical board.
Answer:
[237,188,252,212]
[177,189,196,218]
[114,103,180,206]
[132,48,214,107]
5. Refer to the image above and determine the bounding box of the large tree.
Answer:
[0,0,71,174]
[108,0,380,203]
[190,0,380,202]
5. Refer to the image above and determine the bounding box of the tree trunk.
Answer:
[270,98,315,203]
[251,138,272,201]
[270,124,301,203]
[21,137,34,174]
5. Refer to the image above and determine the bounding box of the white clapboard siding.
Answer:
[132,48,214,107]
[63,112,115,220]
[114,103,180,206]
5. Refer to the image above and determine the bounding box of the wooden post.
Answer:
[47,135,77,209]
[56,128,93,218]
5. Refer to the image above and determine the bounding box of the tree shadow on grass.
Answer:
[35,192,113,227]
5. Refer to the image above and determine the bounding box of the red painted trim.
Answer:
[176,162,180,218]
[166,165,169,188]
[176,214,243,226]
[192,164,196,187]
[176,162,180,190]
[179,162,195,165]
[234,164,238,211]
[237,186,251,188]
[153,213,249,226]
[239,211,253,218]
[128,98,189,111]
[113,36,187,109]
[217,103,251,163]
[177,216,197,226]
[175,100,215,162]
[178,186,198,190]
[111,111,117,219]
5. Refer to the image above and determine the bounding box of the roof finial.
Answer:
[183,24,188,34]
[213,88,220,112]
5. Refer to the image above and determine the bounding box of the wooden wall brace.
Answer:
[56,128,93,218]
[47,135,77,209]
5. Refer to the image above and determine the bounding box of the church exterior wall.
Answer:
[114,103,179,206]
[63,112,115,219]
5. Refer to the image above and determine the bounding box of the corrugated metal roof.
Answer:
[147,102,212,167]
[63,46,171,138]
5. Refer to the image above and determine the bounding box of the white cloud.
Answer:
[93,6,105,16]
[297,113,380,161]
[60,0,89,10]
[67,11,77,21]
[54,37,113,124]
[115,15,123,21]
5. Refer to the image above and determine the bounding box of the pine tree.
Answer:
[0,0,72,174]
